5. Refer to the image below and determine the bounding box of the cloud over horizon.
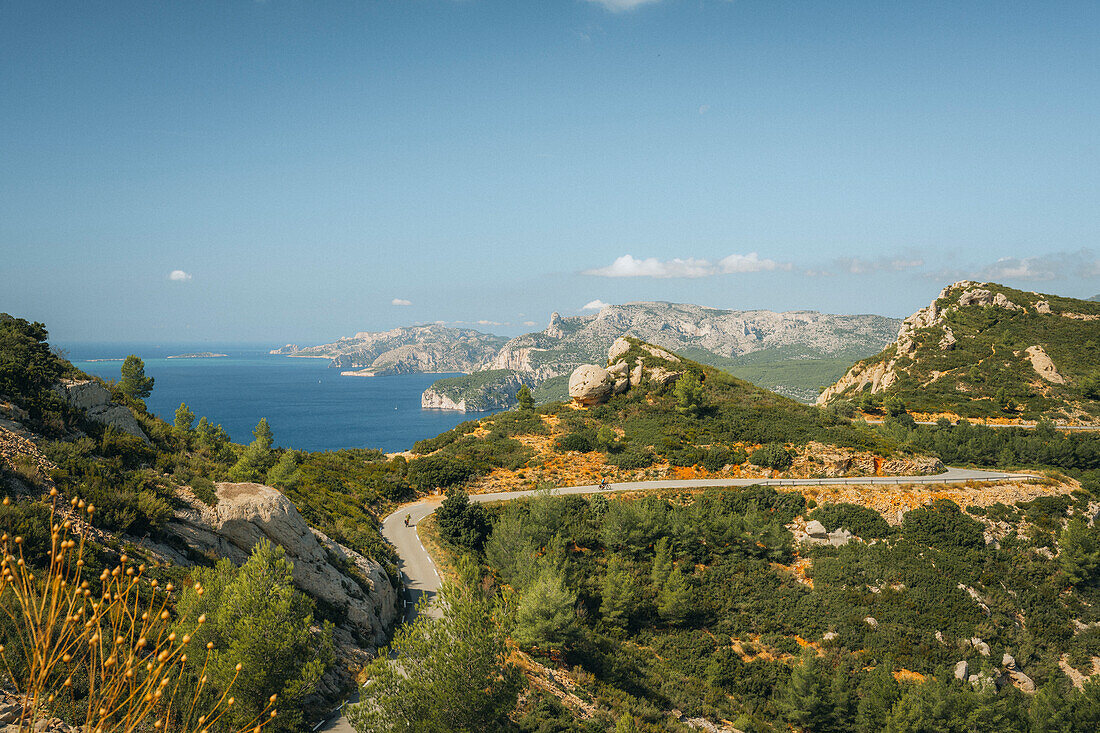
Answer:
[168,270,192,282]
[391,298,412,306]
[583,253,787,278]
[582,299,611,311]
[978,250,1100,282]
[585,0,664,11]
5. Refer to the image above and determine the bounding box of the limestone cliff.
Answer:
[271,325,507,375]
[420,369,534,412]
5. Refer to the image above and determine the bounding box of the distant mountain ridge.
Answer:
[270,325,507,376]
[818,281,1100,423]
[273,303,902,407]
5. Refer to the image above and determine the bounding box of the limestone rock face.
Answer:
[1025,345,1065,384]
[1001,654,1036,693]
[1035,300,1052,314]
[955,660,969,681]
[568,365,613,406]
[54,380,148,443]
[607,337,632,364]
[421,388,466,411]
[647,366,682,388]
[546,311,568,339]
[958,288,1024,311]
[641,344,681,363]
[805,520,828,538]
[163,482,399,647]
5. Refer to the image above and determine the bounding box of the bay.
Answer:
[61,342,498,453]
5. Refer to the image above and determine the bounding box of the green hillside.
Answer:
[410,337,922,487]
[819,282,1100,421]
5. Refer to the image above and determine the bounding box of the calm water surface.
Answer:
[62,343,497,453]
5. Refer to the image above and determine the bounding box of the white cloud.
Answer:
[978,250,1100,281]
[585,0,664,11]
[477,319,506,326]
[583,252,786,278]
[391,298,412,306]
[168,270,192,282]
[833,257,925,275]
[698,104,711,115]
[523,321,537,327]
[582,299,611,311]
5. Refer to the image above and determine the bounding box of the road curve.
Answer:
[321,466,1029,732]
[382,466,1031,609]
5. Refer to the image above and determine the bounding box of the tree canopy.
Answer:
[118,354,154,399]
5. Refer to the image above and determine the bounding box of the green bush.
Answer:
[557,430,596,453]
[749,443,792,470]
[407,454,478,492]
[607,450,655,470]
[901,499,985,549]
[809,503,892,539]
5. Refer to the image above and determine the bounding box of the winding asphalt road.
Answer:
[320,466,1030,732]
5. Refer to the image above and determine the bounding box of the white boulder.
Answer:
[568,365,614,406]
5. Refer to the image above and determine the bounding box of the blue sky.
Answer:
[2,0,1098,344]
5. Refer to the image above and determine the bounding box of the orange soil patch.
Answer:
[796,477,1071,525]
[894,669,927,683]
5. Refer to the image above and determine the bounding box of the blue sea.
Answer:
[61,343,499,453]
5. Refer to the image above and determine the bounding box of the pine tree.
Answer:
[349,562,521,733]
[855,664,900,733]
[266,449,302,489]
[177,541,333,733]
[252,416,274,449]
[651,536,673,588]
[781,648,834,732]
[228,417,277,482]
[656,566,694,627]
[614,713,639,733]
[513,566,578,650]
[515,384,535,410]
[173,402,195,433]
[601,554,643,631]
[1059,516,1100,585]
[118,355,154,399]
[673,370,705,417]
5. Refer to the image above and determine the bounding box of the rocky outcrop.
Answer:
[421,388,467,411]
[1001,654,1036,694]
[1025,345,1065,384]
[546,311,568,339]
[53,380,148,443]
[816,358,899,405]
[958,287,1024,311]
[568,365,613,406]
[817,281,1098,413]
[567,338,689,407]
[162,482,399,646]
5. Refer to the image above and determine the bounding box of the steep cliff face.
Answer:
[818,282,1100,422]
[272,325,507,375]
[420,370,534,412]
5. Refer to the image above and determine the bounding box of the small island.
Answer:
[166,352,229,359]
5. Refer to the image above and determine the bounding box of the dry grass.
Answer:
[0,491,276,733]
